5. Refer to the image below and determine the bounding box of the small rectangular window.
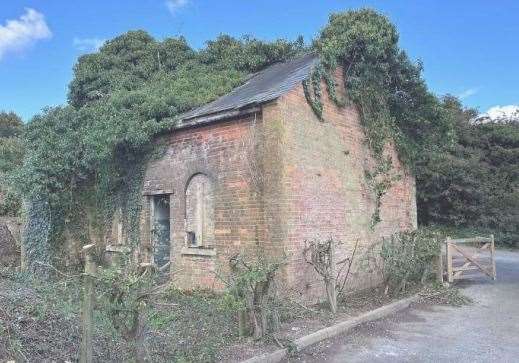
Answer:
[186,231,196,246]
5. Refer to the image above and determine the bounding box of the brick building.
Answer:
[138,54,417,299]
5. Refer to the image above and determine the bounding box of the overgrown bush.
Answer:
[95,259,167,361]
[310,9,454,166]
[223,253,286,339]
[381,228,441,294]
[0,267,239,362]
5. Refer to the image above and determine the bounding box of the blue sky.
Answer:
[1,0,518,122]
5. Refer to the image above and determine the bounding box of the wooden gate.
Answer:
[445,235,496,283]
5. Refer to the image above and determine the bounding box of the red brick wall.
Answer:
[140,68,416,299]
[264,69,417,301]
[141,114,266,290]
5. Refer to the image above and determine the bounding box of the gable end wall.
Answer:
[265,68,417,301]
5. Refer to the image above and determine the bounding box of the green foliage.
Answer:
[95,261,157,340]
[0,111,24,216]
[0,111,23,138]
[17,31,305,265]
[381,228,441,293]
[364,157,400,228]
[224,252,286,338]
[417,96,519,245]
[311,9,455,166]
[225,253,284,308]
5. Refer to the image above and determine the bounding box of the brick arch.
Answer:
[184,173,215,247]
[183,171,216,195]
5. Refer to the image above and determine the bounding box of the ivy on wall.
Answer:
[303,9,455,226]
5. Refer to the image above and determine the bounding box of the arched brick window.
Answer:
[185,174,214,247]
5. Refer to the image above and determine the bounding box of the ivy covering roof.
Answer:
[181,53,318,121]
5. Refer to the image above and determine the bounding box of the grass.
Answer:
[0,265,473,362]
[0,267,240,362]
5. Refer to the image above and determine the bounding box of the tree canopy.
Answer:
[417,96,519,245]
[0,111,24,216]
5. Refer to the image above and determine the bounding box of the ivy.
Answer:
[313,10,453,165]
[17,32,305,269]
[364,157,401,228]
[303,9,454,225]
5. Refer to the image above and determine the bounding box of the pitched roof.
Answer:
[181,53,318,121]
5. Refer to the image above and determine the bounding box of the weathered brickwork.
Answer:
[140,68,417,300]
[265,69,417,301]
[141,115,267,290]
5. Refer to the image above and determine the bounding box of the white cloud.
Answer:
[484,105,519,121]
[458,87,480,100]
[73,37,105,52]
[165,0,189,15]
[0,8,52,60]
[473,105,519,124]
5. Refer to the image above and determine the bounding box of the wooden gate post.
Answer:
[445,237,453,283]
[436,249,444,283]
[80,244,96,363]
[490,234,496,280]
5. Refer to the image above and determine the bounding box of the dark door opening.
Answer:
[151,194,171,270]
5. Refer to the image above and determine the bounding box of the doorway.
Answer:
[151,194,171,270]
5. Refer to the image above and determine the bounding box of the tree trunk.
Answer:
[238,310,249,337]
[325,278,337,314]
[134,303,148,363]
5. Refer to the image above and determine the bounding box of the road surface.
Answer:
[293,249,519,363]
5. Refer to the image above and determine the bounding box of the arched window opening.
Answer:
[185,174,214,247]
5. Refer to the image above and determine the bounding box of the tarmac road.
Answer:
[292,249,519,363]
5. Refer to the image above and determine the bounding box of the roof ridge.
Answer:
[180,53,319,122]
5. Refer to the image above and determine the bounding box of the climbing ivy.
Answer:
[304,9,454,225]
[0,111,24,216]
[16,32,305,269]
[364,157,401,228]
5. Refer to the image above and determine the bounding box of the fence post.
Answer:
[436,248,444,283]
[80,244,96,363]
[446,237,453,283]
[490,234,496,280]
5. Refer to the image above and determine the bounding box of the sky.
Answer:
[0,0,518,122]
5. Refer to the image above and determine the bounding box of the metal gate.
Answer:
[445,235,496,283]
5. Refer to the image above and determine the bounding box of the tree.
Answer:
[0,111,24,216]
[416,96,519,245]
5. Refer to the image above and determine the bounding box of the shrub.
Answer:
[381,228,441,294]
